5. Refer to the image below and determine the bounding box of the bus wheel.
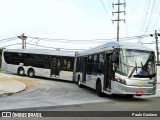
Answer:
[18,67,24,76]
[28,69,35,78]
[77,76,83,88]
[96,81,104,97]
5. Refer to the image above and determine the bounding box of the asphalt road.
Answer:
[0,72,160,120]
[0,72,110,110]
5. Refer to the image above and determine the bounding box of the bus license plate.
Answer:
[136,91,144,95]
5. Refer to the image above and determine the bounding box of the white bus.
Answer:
[75,42,157,97]
[1,49,75,81]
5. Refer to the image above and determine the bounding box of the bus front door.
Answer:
[51,58,60,77]
[104,54,113,91]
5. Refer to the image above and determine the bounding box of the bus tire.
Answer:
[96,81,104,97]
[17,67,24,76]
[77,76,83,88]
[28,69,35,78]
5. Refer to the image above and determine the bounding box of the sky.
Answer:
[0,0,160,51]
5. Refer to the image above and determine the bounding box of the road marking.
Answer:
[0,73,12,78]
[157,89,160,91]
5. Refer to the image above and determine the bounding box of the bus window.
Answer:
[93,54,98,73]
[17,53,25,63]
[67,60,71,70]
[87,55,93,73]
[26,54,34,62]
[60,58,73,71]
[98,53,104,73]
[25,54,35,66]
[64,59,67,70]
[76,58,81,72]
[94,55,98,63]
[4,52,18,65]
[44,56,51,69]
[61,58,67,70]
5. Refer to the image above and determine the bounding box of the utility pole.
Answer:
[155,30,159,64]
[112,0,126,42]
[150,30,160,64]
[18,33,27,49]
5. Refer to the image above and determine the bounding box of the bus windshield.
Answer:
[117,49,156,78]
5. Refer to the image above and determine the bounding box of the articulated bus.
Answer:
[1,41,157,97]
[1,49,75,81]
[75,42,157,97]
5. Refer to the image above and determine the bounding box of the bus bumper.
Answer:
[111,81,156,95]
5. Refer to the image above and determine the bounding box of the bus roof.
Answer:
[3,49,76,57]
[77,41,153,56]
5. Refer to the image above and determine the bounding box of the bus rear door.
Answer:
[51,58,60,77]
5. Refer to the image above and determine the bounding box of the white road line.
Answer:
[157,89,160,91]
[0,73,12,78]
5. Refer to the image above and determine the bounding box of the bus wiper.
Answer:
[135,61,137,73]
[128,67,136,78]
[128,61,137,78]
[141,62,143,69]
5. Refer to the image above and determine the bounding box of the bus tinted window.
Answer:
[98,53,104,73]
[87,56,93,73]
[4,52,18,65]
[25,54,35,66]
[93,54,98,73]
[76,57,81,72]
[61,58,73,71]
[17,53,25,63]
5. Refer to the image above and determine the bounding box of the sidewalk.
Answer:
[0,75,26,95]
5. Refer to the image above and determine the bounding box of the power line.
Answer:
[119,34,150,41]
[0,36,17,42]
[26,43,85,51]
[27,36,114,43]
[144,0,157,34]
[107,0,113,10]
[0,34,150,49]
[99,0,116,32]
[139,0,148,34]
[0,38,19,43]
[99,0,112,22]
[152,12,160,30]
[142,42,154,44]
[27,36,111,43]
[0,43,22,48]
[151,1,160,30]
[27,34,150,43]
[0,34,151,50]
[140,0,151,34]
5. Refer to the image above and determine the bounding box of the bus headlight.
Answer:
[115,77,126,85]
